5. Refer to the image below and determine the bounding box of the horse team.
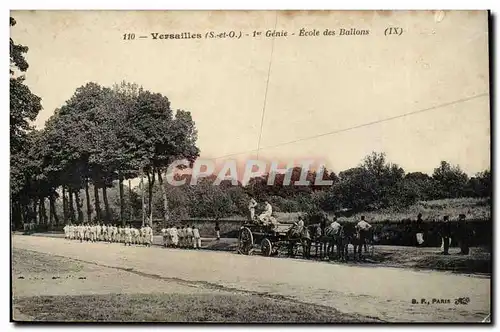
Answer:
[287,216,373,261]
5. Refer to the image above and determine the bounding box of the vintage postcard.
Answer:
[10,10,491,323]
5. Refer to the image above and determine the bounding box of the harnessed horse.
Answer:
[286,223,312,258]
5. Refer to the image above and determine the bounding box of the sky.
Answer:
[10,10,490,176]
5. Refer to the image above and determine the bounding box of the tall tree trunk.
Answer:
[21,201,27,227]
[40,197,47,225]
[93,182,101,222]
[85,178,92,223]
[128,179,133,222]
[62,186,68,224]
[68,187,76,224]
[102,186,111,223]
[119,171,125,226]
[141,173,145,227]
[146,170,155,224]
[75,190,84,224]
[49,194,59,226]
[33,198,38,225]
[157,169,169,229]
[48,198,53,226]
[16,201,23,230]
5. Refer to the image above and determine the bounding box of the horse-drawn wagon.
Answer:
[237,222,310,258]
[238,219,375,261]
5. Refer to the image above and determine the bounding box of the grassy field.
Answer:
[338,197,491,223]
[14,293,375,322]
[12,248,377,323]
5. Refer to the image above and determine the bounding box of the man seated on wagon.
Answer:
[258,201,278,227]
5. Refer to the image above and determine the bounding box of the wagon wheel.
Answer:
[238,227,254,255]
[261,238,272,257]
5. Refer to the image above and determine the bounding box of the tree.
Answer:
[10,17,43,228]
[189,177,235,220]
[464,170,491,198]
[432,161,469,198]
[123,87,199,227]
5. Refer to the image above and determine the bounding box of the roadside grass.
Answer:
[12,248,84,276]
[342,197,491,223]
[13,293,376,322]
[370,246,491,274]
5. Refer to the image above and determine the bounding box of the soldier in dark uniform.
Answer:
[439,216,451,255]
[457,214,470,255]
[415,213,424,246]
[215,221,220,240]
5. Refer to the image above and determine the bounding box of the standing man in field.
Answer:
[124,224,132,246]
[95,223,102,241]
[78,224,85,243]
[171,226,179,247]
[131,226,138,245]
[193,225,201,249]
[161,226,168,247]
[325,217,342,258]
[113,224,119,243]
[214,221,221,241]
[89,223,96,243]
[63,224,69,239]
[457,214,470,255]
[415,213,425,246]
[186,225,193,249]
[143,224,153,247]
[248,197,258,221]
[355,216,372,255]
[439,216,452,255]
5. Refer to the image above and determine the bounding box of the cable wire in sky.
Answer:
[210,92,489,160]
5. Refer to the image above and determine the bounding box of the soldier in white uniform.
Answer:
[63,224,69,239]
[178,226,185,248]
[96,223,102,242]
[161,227,168,247]
[89,223,95,242]
[108,224,114,243]
[87,224,92,242]
[78,224,85,242]
[186,226,193,249]
[124,224,132,246]
[113,225,119,242]
[171,226,179,247]
[144,224,153,247]
[139,226,146,245]
[116,226,122,243]
[192,225,201,249]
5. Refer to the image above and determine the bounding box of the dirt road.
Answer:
[12,235,490,322]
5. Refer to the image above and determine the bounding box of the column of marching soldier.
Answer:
[62,223,203,249]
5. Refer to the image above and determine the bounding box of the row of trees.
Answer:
[10,17,200,229]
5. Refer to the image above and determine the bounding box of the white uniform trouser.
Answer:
[250,208,255,220]
[193,237,201,248]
